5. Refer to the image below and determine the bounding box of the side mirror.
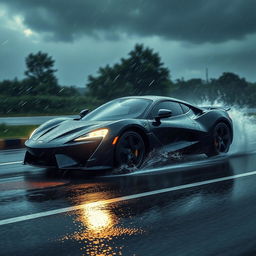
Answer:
[155,109,172,122]
[79,109,90,119]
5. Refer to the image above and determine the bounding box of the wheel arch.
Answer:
[213,118,233,142]
[199,111,233,142]
[117,125,150,154]
[112,125,150,168]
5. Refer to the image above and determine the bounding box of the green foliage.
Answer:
[0,79,80,97]
[173,72,256,106]
[0,96,101,115]
[1,46,256,117]
[24,51,60,94]
[0,51,99,115]
[213,72,249,105]
[87,44,172,101]
[0,124,38,139]
[0,51,81,97]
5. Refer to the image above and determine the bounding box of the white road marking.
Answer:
[0,161,23,166]
[1,169,256,226]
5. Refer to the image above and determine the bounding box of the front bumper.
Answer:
[24,138,114,170]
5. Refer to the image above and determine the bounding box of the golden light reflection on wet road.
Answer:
[61,200,143,256]
[83,204,112,232]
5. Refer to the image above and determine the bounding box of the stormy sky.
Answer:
[0,0,256,87]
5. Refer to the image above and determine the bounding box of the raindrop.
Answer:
[113,74,120,82]
[148,80,155,87]
[58,88,65,94]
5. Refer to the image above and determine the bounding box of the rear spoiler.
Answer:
[200,106,231,112]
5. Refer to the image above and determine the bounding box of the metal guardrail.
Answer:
[0,138,26,150]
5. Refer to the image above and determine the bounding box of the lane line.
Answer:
[1,169,256,226]
[0,161,23,166]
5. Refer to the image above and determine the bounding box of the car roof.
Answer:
[119,95,203,112]
[120,95,192,105]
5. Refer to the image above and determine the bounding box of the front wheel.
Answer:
[115,131,146,169]
[206,122,231,157]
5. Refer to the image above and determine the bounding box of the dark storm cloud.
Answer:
[1,0,256,43]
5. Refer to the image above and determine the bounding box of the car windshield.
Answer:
[82,98,152,121]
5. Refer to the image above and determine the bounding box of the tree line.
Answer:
[1,44,256,115]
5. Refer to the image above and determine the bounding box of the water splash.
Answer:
[228,106,256,154]
[199,99,256,155]
[113,100,256,174]
[141,150,183,169]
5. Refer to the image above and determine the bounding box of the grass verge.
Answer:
[0,124,38,139]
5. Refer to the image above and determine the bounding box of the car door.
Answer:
[148,100,202,152]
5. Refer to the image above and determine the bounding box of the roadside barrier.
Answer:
[0,138,26,150]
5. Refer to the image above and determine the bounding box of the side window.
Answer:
[152,101,183,117]
[180,103,190,113]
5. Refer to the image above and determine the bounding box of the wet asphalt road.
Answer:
[1,150,256,255]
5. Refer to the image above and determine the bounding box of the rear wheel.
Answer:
[115,131,146,169]
[206,122,231,157]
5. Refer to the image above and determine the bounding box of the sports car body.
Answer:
[24,96,233,170]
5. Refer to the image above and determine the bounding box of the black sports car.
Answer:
[24,96,233,170]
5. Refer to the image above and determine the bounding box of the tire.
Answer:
[115,131,146,169]
[206,122,231,157]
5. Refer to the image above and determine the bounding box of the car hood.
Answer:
[31,119,110,143]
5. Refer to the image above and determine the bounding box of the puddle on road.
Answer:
[60,201,143,256]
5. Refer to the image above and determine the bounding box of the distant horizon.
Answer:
[1,64,254,88]
[1,49,255,88]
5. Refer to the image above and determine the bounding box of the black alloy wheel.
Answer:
[115,131,146,168]
[207,122,231,157]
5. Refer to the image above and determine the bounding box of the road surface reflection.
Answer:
[57,160,234,256]
[61,200,142,256]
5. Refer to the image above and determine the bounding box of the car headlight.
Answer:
[29,128,38,139]
[74,128,109,141]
